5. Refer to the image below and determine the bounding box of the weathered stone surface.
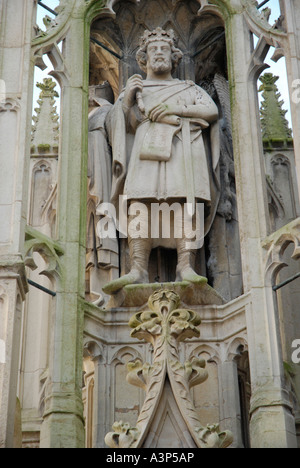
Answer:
[105,289,233,449]
[102,26,220,295]
[106,280,225,309]
[1,0,300,450]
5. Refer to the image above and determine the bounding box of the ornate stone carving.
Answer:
[242,0,286,36]
[83,340,104,362]
[241,0,287,68]
[197,0,222,17]
[33,0,72,43]
[263,218,300,285]
[31,78,59,149]
[259,73,292,144]
[91,0,226,88]
[105,289,233,448]
[0,98,20,113]
[105,421,140,448]
[102,26,220,294]
[24,225,64,281]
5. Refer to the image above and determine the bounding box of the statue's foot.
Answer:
[176,267,208,285]
[102,268,149,295]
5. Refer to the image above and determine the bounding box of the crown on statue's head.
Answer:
[139,27,177,49]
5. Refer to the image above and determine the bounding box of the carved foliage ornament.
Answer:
[24,225,64,281]
[105,289,233,448]
[33,0,71,42]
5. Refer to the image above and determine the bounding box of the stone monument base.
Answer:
[105,280,225,309]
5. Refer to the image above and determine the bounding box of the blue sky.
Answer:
[34,0,291,126]
[33,0,60,111]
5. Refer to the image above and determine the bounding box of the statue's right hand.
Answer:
[123,74,143,109]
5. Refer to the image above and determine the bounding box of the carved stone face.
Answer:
[148,289,180,315]
[146,40,173,75]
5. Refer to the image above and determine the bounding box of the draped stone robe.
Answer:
[106,79,220,236]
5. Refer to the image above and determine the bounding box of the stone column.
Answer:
[226,8,297,448]
[218,360,243,448]
[0,0,35,448]
[39,14,88,449]
[282,0,300,194]
[83,341,107,448]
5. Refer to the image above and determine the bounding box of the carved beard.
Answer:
[149,56,172,74]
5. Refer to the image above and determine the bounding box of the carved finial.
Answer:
[259,73,292,144]
[36,77,59,99]
[31,78,59,150]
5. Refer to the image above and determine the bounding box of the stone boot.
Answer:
[175,239,207,285]
[102,237,151,294]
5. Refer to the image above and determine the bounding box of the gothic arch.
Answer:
[31,158,52,172]
[264,218,300,287]
[226,336,248,362]
[89,0,227,94]
[271,153,292,186]
[188,343,221,365]
[83,339,104,362]
[271,153,291,166]
[110,345,143,366]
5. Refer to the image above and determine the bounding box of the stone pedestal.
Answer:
[84,282,249,447]
[105,280,225,309]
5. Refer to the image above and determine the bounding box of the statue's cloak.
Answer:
[106,79,220,236]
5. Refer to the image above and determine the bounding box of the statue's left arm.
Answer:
[148,84,218,124]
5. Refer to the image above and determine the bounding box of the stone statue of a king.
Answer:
[103,28,220,294]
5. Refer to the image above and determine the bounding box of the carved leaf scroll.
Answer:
[24,225,64,281]
[105,288,233,448]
